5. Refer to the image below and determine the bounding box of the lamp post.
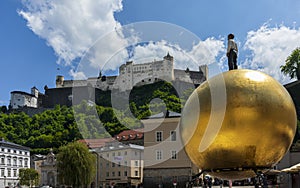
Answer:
[4,175,6,187]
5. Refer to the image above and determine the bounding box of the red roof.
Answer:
[78,138,115,149]
[115,128,144,141]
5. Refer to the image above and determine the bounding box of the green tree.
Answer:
[281,47,300,80]
[57,141,96,188]
[19,168,39,188]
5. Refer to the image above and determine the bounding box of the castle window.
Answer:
[148,79,151,81]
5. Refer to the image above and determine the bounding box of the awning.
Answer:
[281,163,300,173]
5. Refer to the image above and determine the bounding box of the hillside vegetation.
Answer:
[0,81,191,154]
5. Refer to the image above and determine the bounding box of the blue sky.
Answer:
[1,0,300,106]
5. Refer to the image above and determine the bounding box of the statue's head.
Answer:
[228,33,234,40]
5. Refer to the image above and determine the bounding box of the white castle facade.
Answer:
[10,87,39,109]
[56,53,208,91]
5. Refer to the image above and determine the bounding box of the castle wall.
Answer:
[10,92,37,109]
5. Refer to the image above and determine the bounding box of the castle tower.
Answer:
[199,65,208,79]
[31,86,39,98]
[163,52,174,62]
[56,75,64,88]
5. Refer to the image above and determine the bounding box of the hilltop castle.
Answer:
[10,53,208,110]
[56,53,207,91]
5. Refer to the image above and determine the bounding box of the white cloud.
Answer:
[19,0,125,66]
[19,1,225,79]
[243,24,300,84]
[129,38,225,71]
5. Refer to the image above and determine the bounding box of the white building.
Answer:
[95,141,144,188]
[0,138,30,187]
[10,87,39,109]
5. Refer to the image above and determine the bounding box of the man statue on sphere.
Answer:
[226,33,238,70]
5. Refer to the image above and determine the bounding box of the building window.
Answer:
[112,152,115,157]
[19,159,22,167]
[7,149,10,153]
[118,162,121,167]
[156,150,162,160]
[13,169,17,177]
[124,151,127,155]
[118,152,121,156]
[124,161,127,166]
[13,158,17,166]
[112,163,115,167]
[7,168,11,177]
[124,171,127,177]
[112,172,115,177]
[106,163,109,168]
[170,131,176,141]
[171,150,177,160]
[24,159,28,167]
[7,157,11,166]
[135,170,139,177]
[156,131,163,142]
[135,161,138,167]
[13,150,16,154]
[106,172,109,177]
[0,168,4,177]
[106,153,109,158]
[1,157,4,165]
[118,171,121,176]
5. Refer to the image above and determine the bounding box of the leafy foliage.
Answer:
[57,142,96,188]
[0,81,194,153]
[129,81,185,119]
[281,47,300,80]
[1,106,83,154]
[19,168,39,187]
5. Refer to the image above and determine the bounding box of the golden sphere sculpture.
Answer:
[180,69,297,180]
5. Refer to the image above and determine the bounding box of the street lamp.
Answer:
[4,175,6,187]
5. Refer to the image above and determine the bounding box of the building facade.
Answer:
[39,149,58,187]
[142,117,199,188]
[0,139,30,187]
[10,87,39,109]
[95,141,144,188]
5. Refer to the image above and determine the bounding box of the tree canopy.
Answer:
[19,168,39,187]
[57,141,96,188]
[281,47,300,80]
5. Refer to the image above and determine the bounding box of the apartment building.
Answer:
[95,141,144,188]
[0,138,30,187]
[142,117,199,188]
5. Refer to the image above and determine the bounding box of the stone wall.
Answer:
[143,168,191,188]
